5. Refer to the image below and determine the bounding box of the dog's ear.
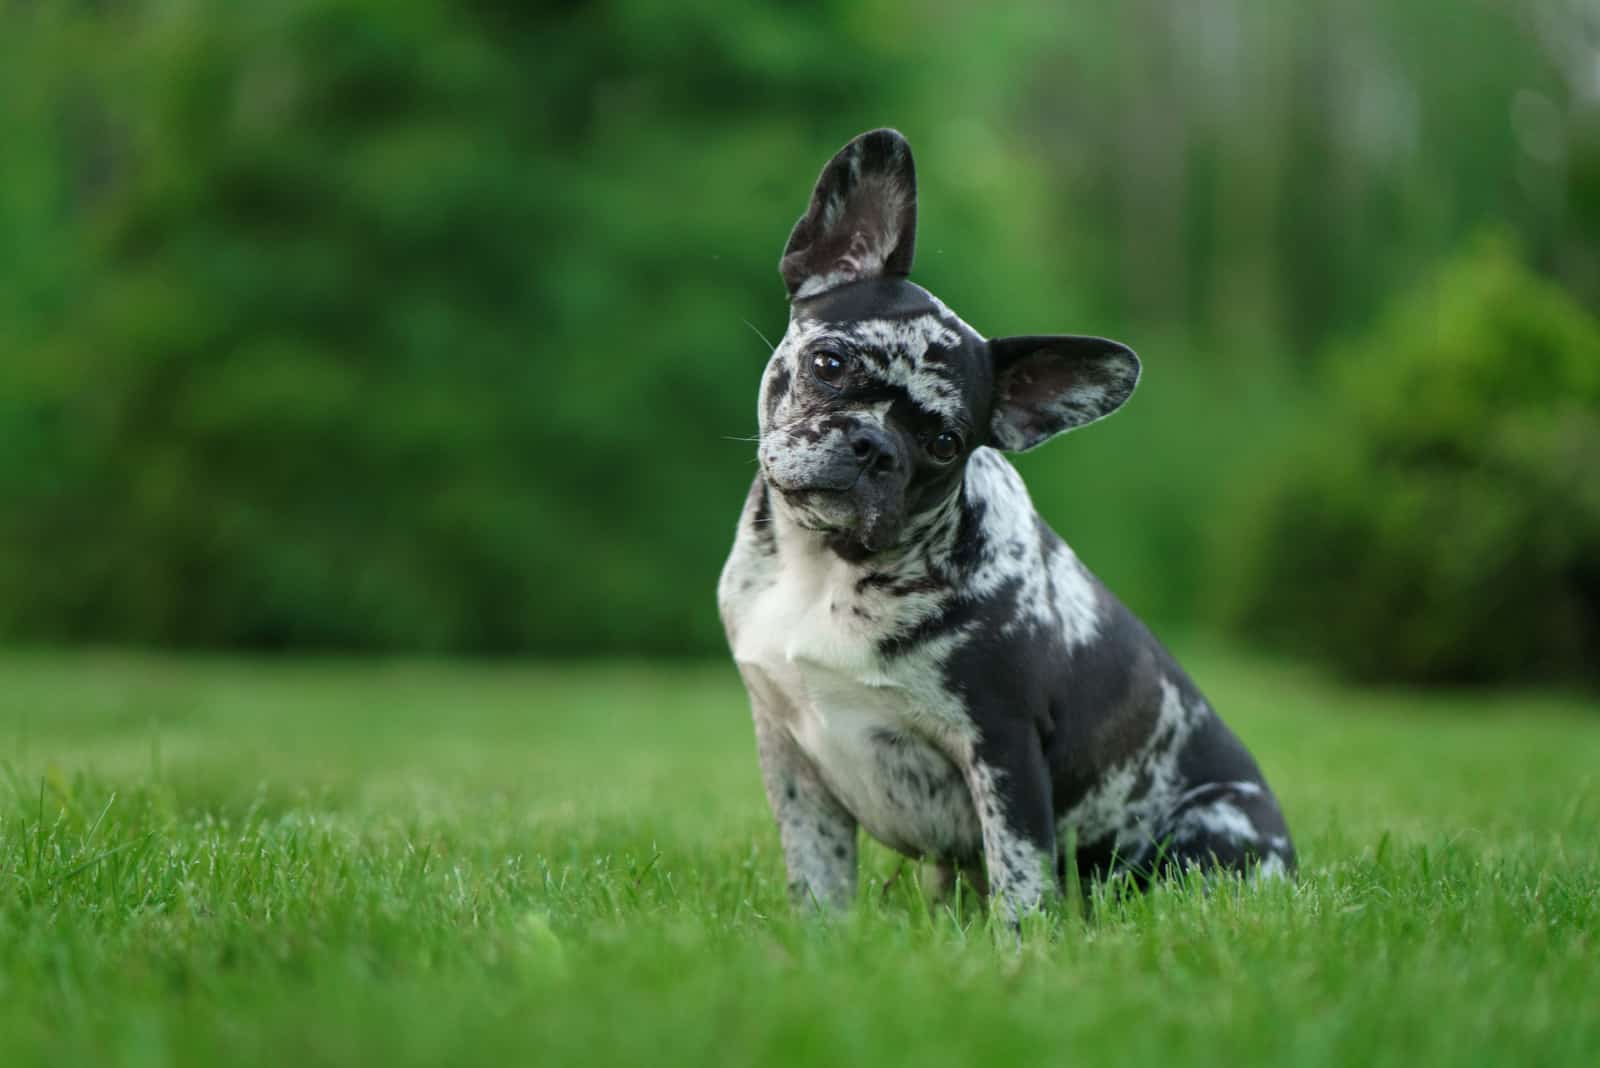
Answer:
[780,129,917,300]
[987,336,1141,451]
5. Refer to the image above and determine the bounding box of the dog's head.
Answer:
[757,129,1140,560]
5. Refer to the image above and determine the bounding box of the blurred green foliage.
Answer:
[0,0,1596,659]
[1218,237,1600,685]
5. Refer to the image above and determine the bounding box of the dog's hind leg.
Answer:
[1125,780,1296,883]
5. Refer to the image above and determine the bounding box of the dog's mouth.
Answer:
[773,484,851,532]
[767,468,861,497]
[771,482,902,556]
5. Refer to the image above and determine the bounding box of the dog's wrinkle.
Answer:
[854,571,895,594]
[889,574,947,599]
[878,573,1013,660]
[825,533,877,564]
[786,424,824,445]
[748,481,776,553]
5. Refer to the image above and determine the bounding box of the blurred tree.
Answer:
[0,0,939,653]
[0,0,1595,656]
[1217,236,1600,685]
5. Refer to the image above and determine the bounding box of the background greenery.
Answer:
[4,9,1599,1065]
[1221,237,1600,685]
[1,0,1598,681]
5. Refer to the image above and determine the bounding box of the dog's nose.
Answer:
[848,426,897,476]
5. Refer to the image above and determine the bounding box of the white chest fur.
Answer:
[728,548,982,860]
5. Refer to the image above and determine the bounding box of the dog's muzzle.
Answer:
[762,424,911,553]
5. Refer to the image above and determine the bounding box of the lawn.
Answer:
[1,644,1597,1067]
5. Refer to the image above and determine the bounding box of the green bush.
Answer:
[1218,236,1600,685]
[4,1,1595,657]
[0,0,929,654]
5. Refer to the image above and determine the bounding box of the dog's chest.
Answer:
[728,558,982,860]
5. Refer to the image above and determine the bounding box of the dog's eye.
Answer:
[927,430,963,463]
[811,351,848,387]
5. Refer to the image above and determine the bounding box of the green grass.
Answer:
[2,645,1597,1067]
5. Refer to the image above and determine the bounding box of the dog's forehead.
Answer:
[791,278,975,338]
[771,274,985,425]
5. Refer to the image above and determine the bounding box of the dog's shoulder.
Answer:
[944,448,1105,652]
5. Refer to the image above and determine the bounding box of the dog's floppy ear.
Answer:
[988,335,1141,451]
[780,129,917,300]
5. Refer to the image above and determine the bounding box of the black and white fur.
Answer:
[719,130,1294,918]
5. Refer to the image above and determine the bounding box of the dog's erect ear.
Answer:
[780,129,917,300]
[987,336,1141,451]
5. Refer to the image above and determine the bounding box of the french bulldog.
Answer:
[718,129,1294,917]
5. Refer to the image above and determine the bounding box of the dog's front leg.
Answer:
[752,713,858,909]
[740,668,858,909]
[964,723,1058,921]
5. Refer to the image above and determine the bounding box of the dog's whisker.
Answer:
[742,319,778,353]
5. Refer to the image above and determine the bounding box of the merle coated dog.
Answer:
[718,129,1294,918]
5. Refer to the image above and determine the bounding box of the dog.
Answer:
[718,129,1294,918]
